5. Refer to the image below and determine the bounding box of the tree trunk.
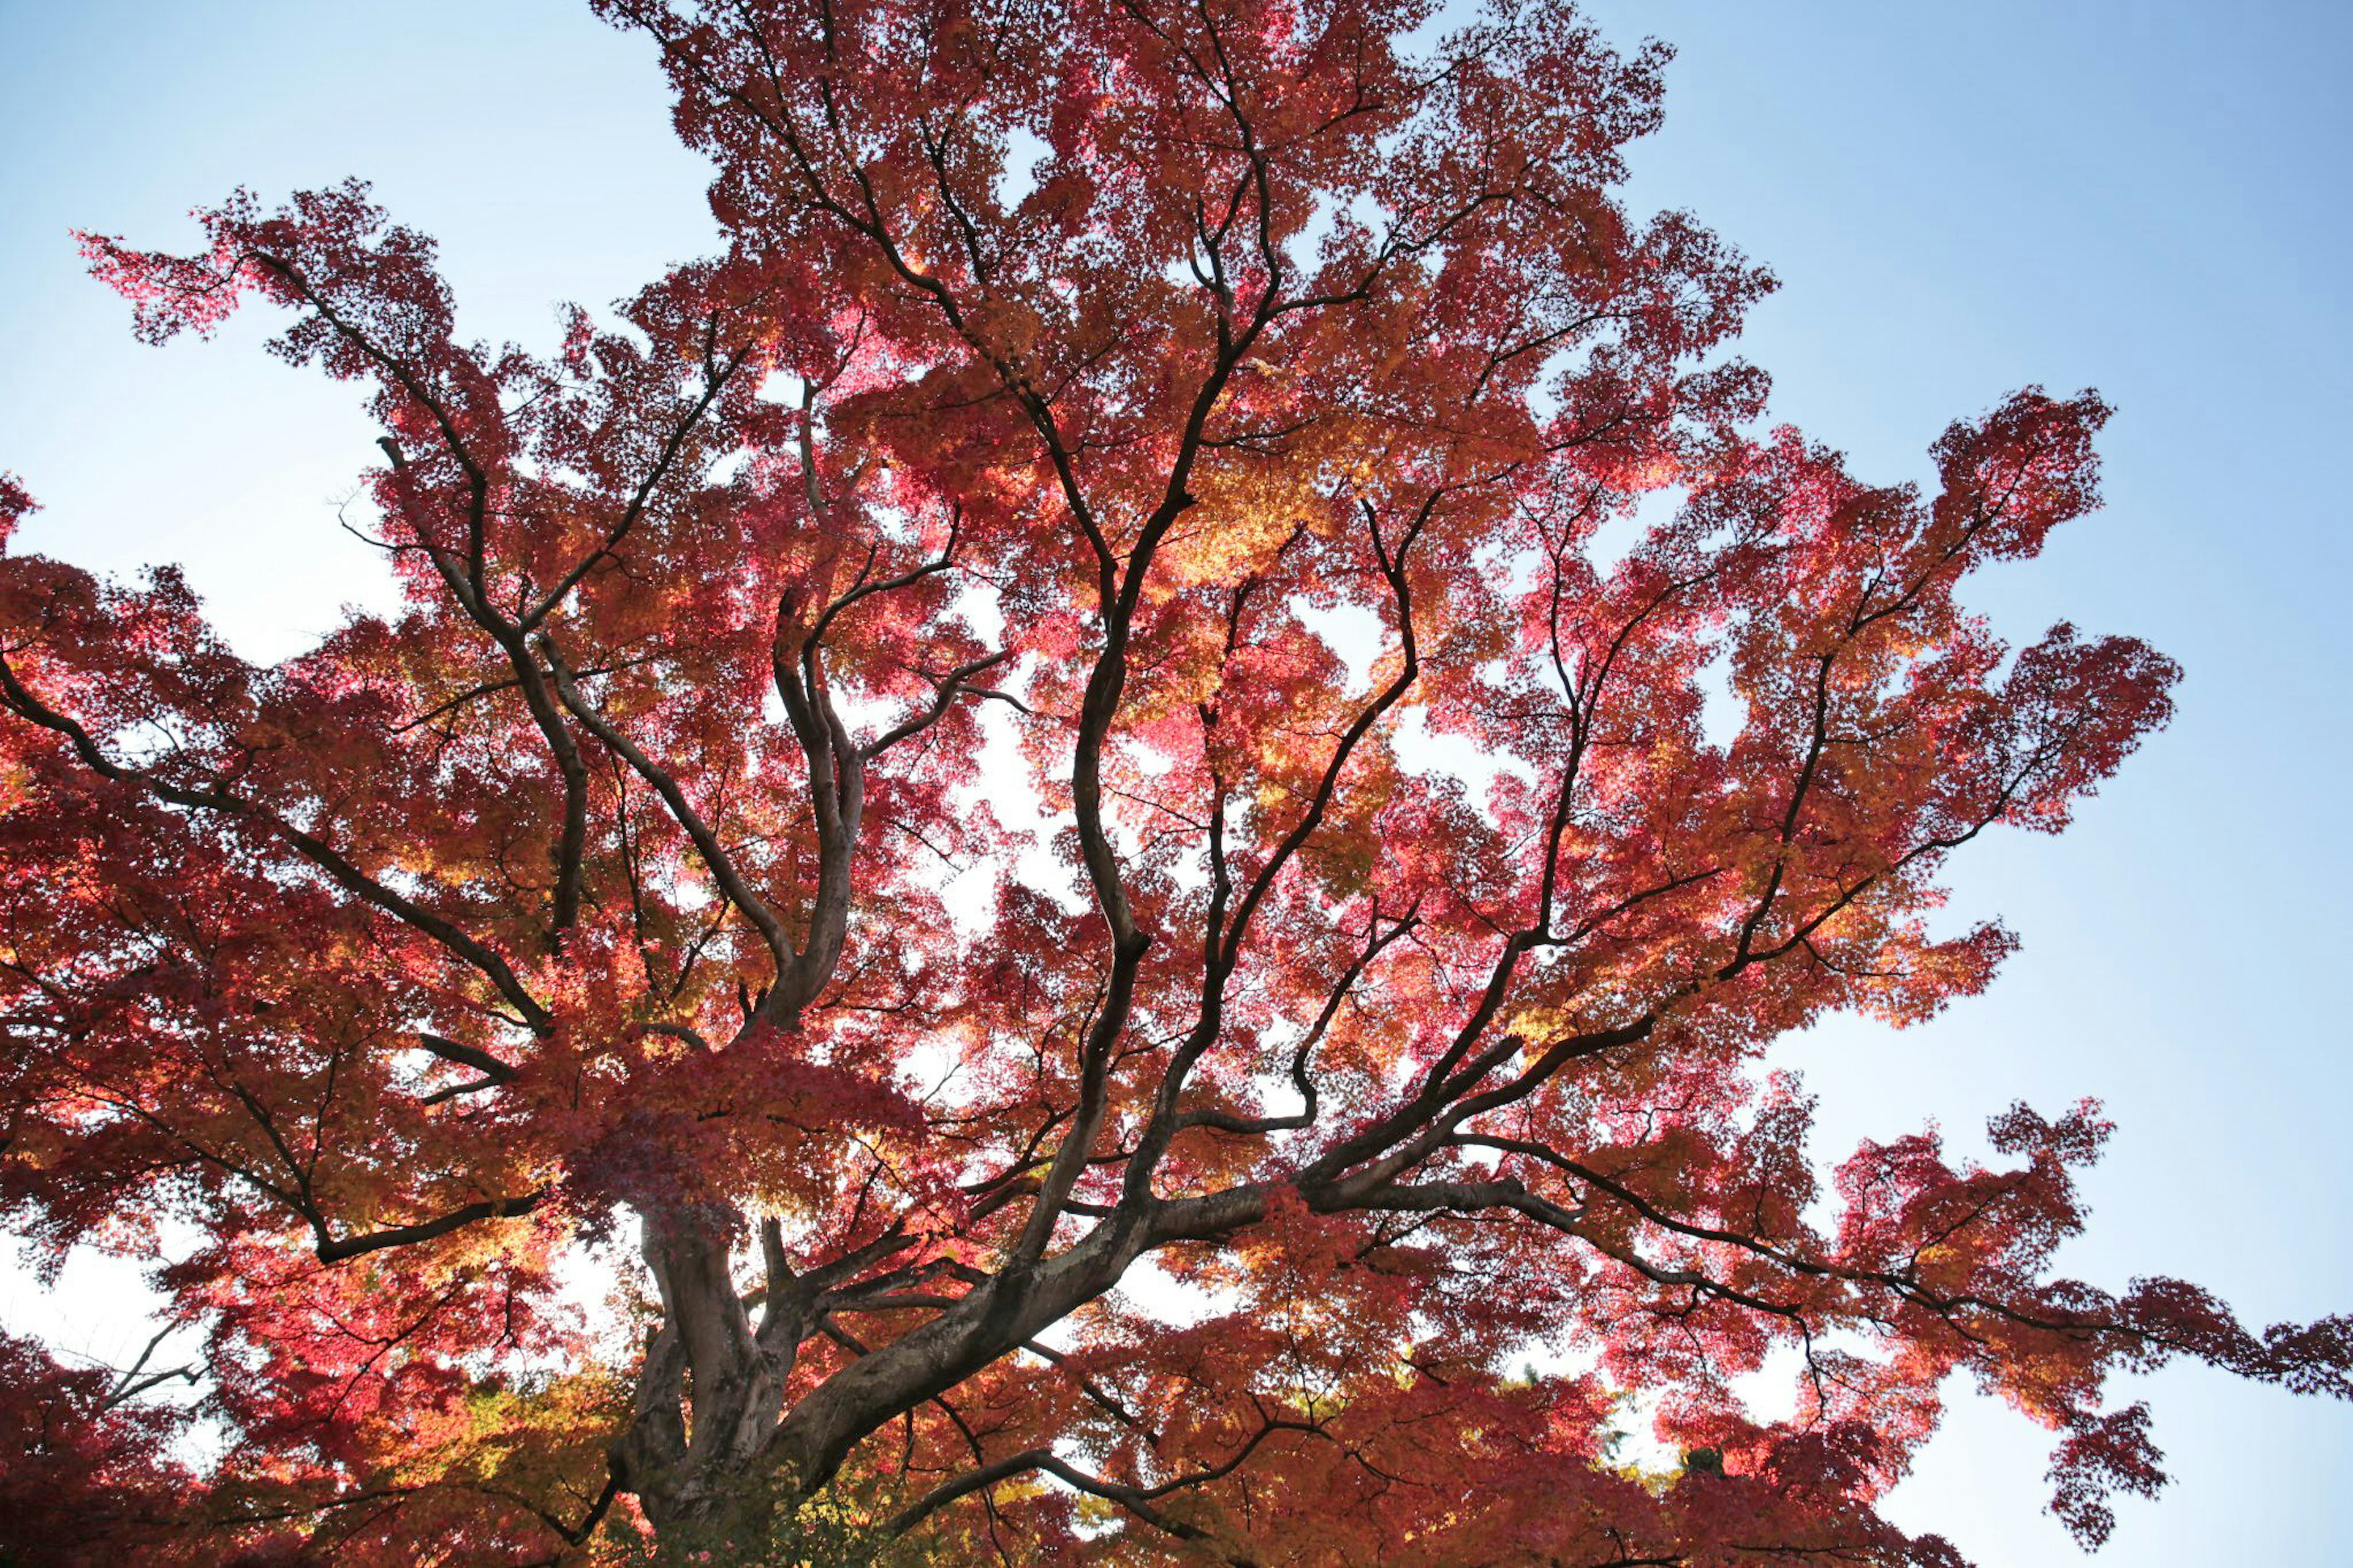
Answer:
[613,1207,801,1542]
[612,1200,1181,1550]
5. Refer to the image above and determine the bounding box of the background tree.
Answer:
[1,0,2346,1562]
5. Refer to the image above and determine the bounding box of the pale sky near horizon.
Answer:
[2,1,2349,1561]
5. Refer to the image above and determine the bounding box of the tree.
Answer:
[0,0,2343,1561]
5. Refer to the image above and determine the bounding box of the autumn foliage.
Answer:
[2,0,2346,1562]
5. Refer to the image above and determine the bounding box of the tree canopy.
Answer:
[3,0,2346,1562]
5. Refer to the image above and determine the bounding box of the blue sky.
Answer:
[2,1,2347,1560]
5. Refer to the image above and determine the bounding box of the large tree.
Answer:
[2,0,2343,1561]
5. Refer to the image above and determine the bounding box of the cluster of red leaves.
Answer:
[0,1330,209,1566]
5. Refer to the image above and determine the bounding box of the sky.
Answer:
[2,0,2350,1561]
